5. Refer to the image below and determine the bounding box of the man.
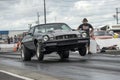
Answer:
[77,18,94,54]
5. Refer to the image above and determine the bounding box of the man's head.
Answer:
[82,18,88,24]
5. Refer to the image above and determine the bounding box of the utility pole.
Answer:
[116,8,120,24]
[37,12,40,24]
[43,0,47,24]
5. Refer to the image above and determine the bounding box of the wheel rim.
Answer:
[36,44,40,58]
[21,46,24,59]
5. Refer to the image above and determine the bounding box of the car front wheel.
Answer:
[21,44,32,61]
[58,51,69,59]
[78,46,87,56]
[36,43,44,61]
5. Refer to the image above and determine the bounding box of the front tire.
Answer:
[21,44,32,61]
[78,46,87,56]
[36,43,44,61]
[58,51,69,59]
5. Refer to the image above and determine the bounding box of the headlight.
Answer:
[82,33,87,38]
[43,35,49,41]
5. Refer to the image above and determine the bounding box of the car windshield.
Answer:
[36,23,72,33]
[94,31,112,36]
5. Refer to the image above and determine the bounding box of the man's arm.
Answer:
[89,24,94,38]
[77,27,80,30]
[89,24,94,33]
[77,24,82,30]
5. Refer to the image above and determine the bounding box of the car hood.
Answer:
[47,30,80,36]
[93,36,113,39]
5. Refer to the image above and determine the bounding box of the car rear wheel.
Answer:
[36,43,44,61]
[100,49,106,53]
[78,46,87,56]
[58,51,69,59]
[21,44,32,61]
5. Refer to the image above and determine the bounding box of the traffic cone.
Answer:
[13,46,17,52]
[13,44,17,52]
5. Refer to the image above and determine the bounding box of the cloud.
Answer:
[0,0,120,30]
[74,1,92,11]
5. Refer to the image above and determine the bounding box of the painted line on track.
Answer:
[0,70,34,80]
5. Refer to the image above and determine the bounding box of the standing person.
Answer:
[7,36,10,44]
[10,37,13,43]
[14,35,17,43]
[77,18,94,54]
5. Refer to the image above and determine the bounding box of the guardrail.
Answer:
[0,44,17,52]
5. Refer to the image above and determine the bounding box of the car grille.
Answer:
[56,34,77,40]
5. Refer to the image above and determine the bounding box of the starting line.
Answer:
[0,70,34,80]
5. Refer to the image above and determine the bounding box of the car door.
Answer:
[23,27,36,50]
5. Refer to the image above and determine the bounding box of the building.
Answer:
[99,24,120,33]
[0,30,28,40]
[0,31,9,40]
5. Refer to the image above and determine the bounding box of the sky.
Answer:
[0,0,120,30]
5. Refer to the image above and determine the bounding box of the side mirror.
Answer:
[28,32,33,36]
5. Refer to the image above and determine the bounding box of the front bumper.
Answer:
[41,38,89,51]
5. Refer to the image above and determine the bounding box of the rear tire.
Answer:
[78,46,87,56]
[100,49,106,53]
[21,44,32,61]
[58,51,69,59]
[36,43,44,61]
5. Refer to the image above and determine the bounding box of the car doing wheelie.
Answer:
[20,23,89,61]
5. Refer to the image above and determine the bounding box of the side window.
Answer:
[34,27,41,34]
[29,27,34,34]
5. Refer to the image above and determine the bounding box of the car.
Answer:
[92,31,113,40]
[91,31,117,52]
[20,23,89,61]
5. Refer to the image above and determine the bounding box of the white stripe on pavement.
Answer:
[0,70,34,80]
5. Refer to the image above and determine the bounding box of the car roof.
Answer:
[31,23,67,28]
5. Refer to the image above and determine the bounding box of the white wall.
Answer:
[9,30,28,37]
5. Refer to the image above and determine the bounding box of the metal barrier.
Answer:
[0,44,17,52]
[1,39,120,53]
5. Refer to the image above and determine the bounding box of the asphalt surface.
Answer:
[0,72,24,80]
[0,51,120,80]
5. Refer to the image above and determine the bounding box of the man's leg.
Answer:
[88,39,92,54]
